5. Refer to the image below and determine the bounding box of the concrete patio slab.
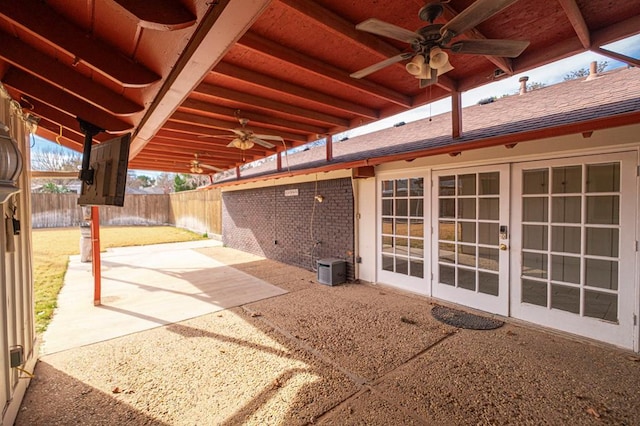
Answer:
[42,240,287,354]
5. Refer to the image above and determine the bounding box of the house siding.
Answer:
[222,178,355,281]
[1,85,37,426]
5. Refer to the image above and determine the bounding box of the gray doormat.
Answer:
[431,305,504,330]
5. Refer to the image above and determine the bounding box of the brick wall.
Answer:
[222,178,355,281]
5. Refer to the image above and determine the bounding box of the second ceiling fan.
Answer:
[351,0,530,87]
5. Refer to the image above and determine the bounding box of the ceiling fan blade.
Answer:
[201,164,223,172]
[229,128,246,136]
[253,134,284,142]
[226,139,240,148]
[355,18,421,44]
[252,138,276,149]
[351,52,413,79]
[440,0,519,39]
[450,39,529,57]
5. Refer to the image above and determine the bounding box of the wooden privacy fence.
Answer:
[31,190,221,236]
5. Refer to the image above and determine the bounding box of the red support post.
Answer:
[90,206,101,306]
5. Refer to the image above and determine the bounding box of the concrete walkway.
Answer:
[42,240,287,354]
[19,244,640,425]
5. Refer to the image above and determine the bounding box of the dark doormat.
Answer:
[431,305,504,330]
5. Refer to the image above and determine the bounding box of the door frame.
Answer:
[510,151,638,350]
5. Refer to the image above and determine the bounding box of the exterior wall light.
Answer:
[0,121,23,203]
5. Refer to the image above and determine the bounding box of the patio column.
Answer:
[91,206,101,306]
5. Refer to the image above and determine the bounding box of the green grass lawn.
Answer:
[32,226,206,334]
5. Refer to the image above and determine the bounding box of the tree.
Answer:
[155,173,175,194]
[39,182,72,193]
[137,175,155,188]
[173,173,207,192]
[563,61,608,81]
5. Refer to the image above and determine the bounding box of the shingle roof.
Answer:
[221,66,640,183]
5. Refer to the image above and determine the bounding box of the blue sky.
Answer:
[32,33,640,174]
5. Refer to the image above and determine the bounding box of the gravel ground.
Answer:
[16,246,640,425]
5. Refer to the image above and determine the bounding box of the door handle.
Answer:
[499,243,508,251]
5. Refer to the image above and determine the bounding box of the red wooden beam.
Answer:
[113,0,196,31]
[0,0,160,87]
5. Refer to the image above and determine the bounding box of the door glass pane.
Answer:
[586,228,618,257]
[552,166,581,193]
[585,259,618,290]
[395,179,408,196]
[551,284,580,314]
[522,279,547,306]
[410,199,423,217]
[410,178,424,196]
[458,174,476,196]
[478,222,498,245]
[458,245,476,267]
[586,196,619,224]
[478,247,499,271]
[478,272,499,296]
[382,255,394,271]
[523,169,548,194]
[479,198,499,220]
[523,198,548,222]
[459,222,476,243]
[395,219,408,236]
[458,268,476,290]
[439,243,455,264]
[396,198,408,216]
[523,225,547,250]
[458,198,476,219]
[382,199,393,216]
[440,265,455,285]
[410,259,424,278]
[523,252,547,278]
[439,199,455,218]
[381,180,393,197]
[551,255,580,284]
[409,219,424,238]
[382,217,393,234]
[551,226,580,253]
[586,163,619,192]
[396,257,408,274]
[396,237,408,256]
[552,197,581,223]
[584,290,617,322]
[409,239,424,258]
[439,176,455,196]
[439,221,455,241]
[382,236,393,253]
[479,172,499,195]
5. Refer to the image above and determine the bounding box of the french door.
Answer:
[432,165,510,316]
[511,152,637,349]
[378,175,428,295]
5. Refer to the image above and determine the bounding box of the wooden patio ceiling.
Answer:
[1,0,639,175]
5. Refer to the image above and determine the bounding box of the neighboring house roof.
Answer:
[217,66,640,186]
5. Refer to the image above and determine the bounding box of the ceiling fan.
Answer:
[189,153,223,174]
[203,115,283,150]
[350,0,530,87]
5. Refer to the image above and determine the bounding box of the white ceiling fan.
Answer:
[351,0,530,88]
[189,153,223,174]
